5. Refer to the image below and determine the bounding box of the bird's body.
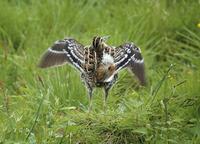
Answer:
[38,36,146,110]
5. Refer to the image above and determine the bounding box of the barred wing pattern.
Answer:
[38,38,85,73]
[114,43,146,85]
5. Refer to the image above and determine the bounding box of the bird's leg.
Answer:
[103,87,109,112]
[81,74,94,113]
[103,74,118,112]
[85,81,93,112]
[88,87,93,112]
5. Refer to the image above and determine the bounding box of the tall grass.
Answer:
[0,0,200,143]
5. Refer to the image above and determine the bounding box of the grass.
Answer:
[0,0,200,143]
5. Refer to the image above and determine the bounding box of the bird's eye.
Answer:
[108,65,115,71]
[135,47,140,51]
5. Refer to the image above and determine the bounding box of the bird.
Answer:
[38,36,146,111]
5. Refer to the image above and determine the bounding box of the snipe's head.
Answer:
[92,36,110,50]
[96,63,115,82]
[96,53,116,82]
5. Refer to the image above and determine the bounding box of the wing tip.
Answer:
[37,62,47,68]
[37,58,50,68]
[37,51,50,68]
[128,61,147,86]
[139,77,147,86]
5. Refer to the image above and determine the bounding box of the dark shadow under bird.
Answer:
[38,36,146,110]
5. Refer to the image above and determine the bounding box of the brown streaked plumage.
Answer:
[96,64,115,82]
[38,36,146,111]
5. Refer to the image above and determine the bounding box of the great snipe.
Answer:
[38,36,146,110]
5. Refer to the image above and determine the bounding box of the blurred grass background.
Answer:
[0,0,200,143]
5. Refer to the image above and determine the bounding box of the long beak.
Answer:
[102,35,110,42]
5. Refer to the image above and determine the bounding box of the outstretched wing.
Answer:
[114,43,146,85]
[38,38,85,73]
